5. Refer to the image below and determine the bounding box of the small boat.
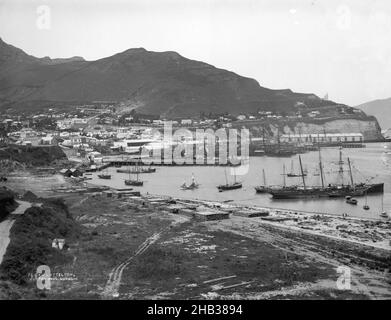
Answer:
[218,182,242,192]
[363,190,369,210]
[217,168,242,192]
[345,196,357,205]
[181,174,199,190]
[380,211,388,218]
[379,194,388,218]
[141,166,156,173]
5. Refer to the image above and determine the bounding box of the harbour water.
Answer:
[89,142,391,219]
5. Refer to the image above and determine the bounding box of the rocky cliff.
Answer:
[282,118,383,141]
[239,116,384,141]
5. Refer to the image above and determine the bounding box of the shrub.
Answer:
[0,199,79,286]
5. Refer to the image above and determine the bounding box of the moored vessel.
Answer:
[269,148,372,199]
[181,174,199,190]
[255,169,270,193]
[124,164,144,186]
[218,168,242,192]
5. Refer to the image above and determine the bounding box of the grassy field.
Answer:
[51,194,391,299]
[1,191,390,299]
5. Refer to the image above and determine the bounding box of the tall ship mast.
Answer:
[217,167,242,191]
[255,168,271,193]
[268,148,372,199]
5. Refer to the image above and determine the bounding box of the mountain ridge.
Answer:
[0,37,347,118]
[356,97,391,129]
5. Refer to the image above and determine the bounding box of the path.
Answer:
[102,229,167,298]
[10,200,32,215]
[0,200,31,265]
[0,219,15,265]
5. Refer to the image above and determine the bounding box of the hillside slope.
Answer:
[0,38,337,118]
[357,98,391,129]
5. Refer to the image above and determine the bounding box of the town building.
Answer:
[280,133,364,144]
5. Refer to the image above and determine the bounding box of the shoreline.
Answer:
[139,193,391,251]
[3,169,390,252]
[1,176,390,299]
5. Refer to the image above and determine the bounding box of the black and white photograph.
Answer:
[0,0,390,304]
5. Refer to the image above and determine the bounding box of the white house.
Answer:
[40,136,54,145]
[87,151,103,164]
[181,119,193,125]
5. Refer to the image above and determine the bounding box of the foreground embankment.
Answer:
[0,178,390,299]
[1,185,391,299]
[0,188,17,221]
[0,197,81,299]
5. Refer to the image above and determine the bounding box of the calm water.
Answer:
[89,142,391,219]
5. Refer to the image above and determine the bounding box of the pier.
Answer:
[97,156,242,170]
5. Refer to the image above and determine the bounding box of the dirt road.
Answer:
[0,200,32,265]
[0,219,15,265]
[102,229,167,298]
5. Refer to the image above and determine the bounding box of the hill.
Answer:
[356,98,391,130]
[0,38,339,118]
[0,145,67,166]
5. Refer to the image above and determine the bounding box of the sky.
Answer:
[1,0,391,106]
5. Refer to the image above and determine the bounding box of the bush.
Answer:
[0,199,79,285]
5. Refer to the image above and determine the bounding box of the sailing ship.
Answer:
[124,164,143,186]
[333,147,384,194]
[255,169,271,193]
[269,147,369,199]
[181,174,199,190]
[217,168,242,192]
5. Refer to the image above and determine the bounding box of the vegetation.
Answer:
[0,145,67,166]
[0,188,16,221]
[0,198,80,286]
[132,246,189,280]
